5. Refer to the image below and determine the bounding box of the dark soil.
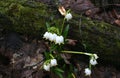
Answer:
[0,32,120,78]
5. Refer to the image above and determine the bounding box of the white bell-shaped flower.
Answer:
[50,59,57,67]
[50,33,57,42]
[59,36,64,43]
[48,33,53,41]
[43,64,51,71]
[90,58,97,65]
[43,32,50,40]
[85,68,91,76]
[65,13,72,21]
[55,36,64,45]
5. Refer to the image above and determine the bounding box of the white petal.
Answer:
[43,64,50,71]
[90,59,97,65]
[49,33,55,41]
[85,68,91,76]
[59,36,64,43]
[55,36,64,45]
[65,13,72,21]
[52,33,57,41]
[55,36,61,45]
[48,33,52,40]
[50,59,57,67]
[43,32,49,39]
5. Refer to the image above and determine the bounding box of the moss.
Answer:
[0,0,53,38]
[68,13,120,65]
[1,0,120,65]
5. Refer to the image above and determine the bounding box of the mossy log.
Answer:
[68,15,120,66]
[0,0,53,39]
[0,0,120,66]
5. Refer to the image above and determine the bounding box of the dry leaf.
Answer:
[115,19,120,26]
[58,6,66,16]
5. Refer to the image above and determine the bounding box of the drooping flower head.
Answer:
[50,59,57,67]
[65,13,72,21]
[85,68,91,76]
[55,35,64,45]
[90,58,97,65]
[58,6,72,21]
[43,63,51,71]
[43,32,50,40]
[43,31,64,45]
[49,33,57,42]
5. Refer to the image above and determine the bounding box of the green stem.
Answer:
[50,54,54,59]
[72,73,76,78]
[62,51,93,70]
[89,56,92,69]
[89,63,92,70]
[60,18,66,34]
[62,51,91,56]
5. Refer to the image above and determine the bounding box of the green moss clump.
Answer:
[0,0,52,38]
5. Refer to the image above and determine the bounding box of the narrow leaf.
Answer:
[55,67,64,73]
[55,72,63,78]
[63,24,69,38]
[46,22,50,29]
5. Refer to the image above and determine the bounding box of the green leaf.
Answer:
[46,22,50,29]
[48,26,60,34]
[66,9,71,14]
[63,24,69,39]
[54,67,64,73]
[50,44,57,51]
[52,67,64,78]
[55,71,63,78]
[68,73,75,78]
[44,52,50,59]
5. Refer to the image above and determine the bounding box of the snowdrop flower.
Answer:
[90,58,97,65]
[55,36,64,45]
[43,32,57,42]
[52,33,57,42]
[85,68,91,76]
[43,32,64,45]
[93,54,99,59]
[58,6,72,21]
[43,64,51,71]
[65,13,72,21]
[43,32,50,40]
[50,59,57,67]
[48,33,56,42]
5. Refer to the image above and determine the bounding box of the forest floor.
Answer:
[0,32,120,78]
